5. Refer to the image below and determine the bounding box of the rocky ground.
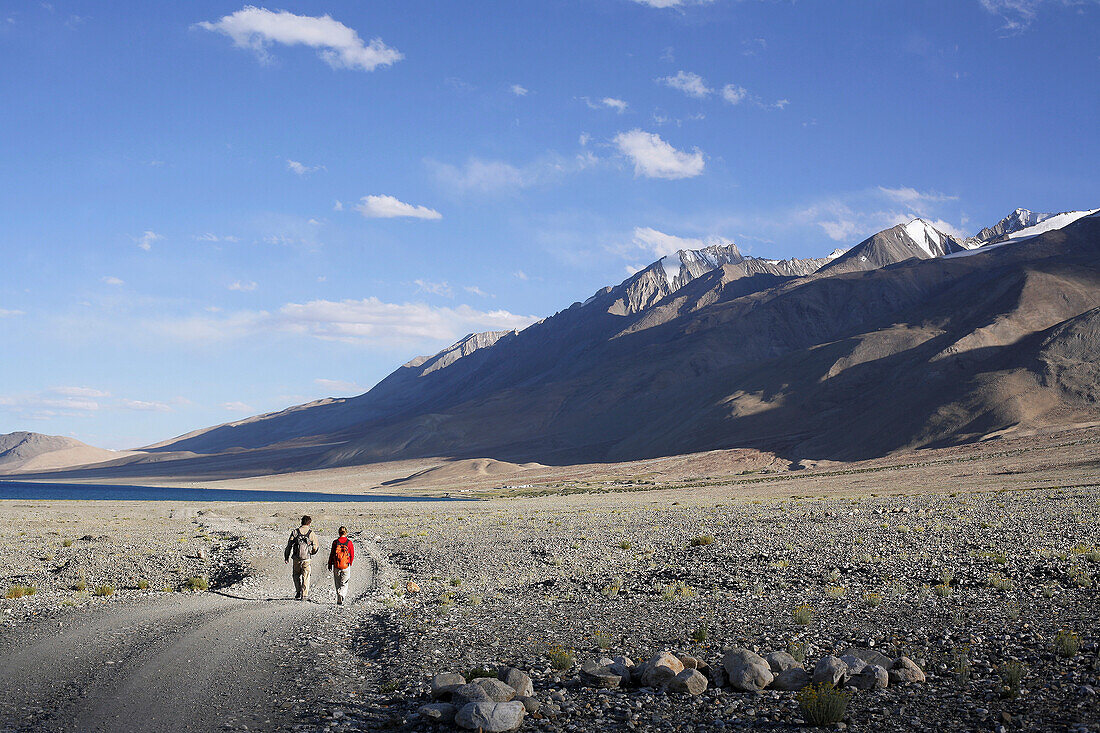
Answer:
[1,463,1098,731]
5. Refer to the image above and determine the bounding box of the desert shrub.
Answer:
[547,646,575,670]
[465,667,495,680]
[184,576,209,592]
[137,579,150,590]
[863,592,883,608]
[792,603,814,626]
[933,583,951,597]
[772,559,791,569]
[466,593,482,606]
[797,683,851,726]
[938,569,955,586]
[690,535,714,547]
[449,577,462,587]
[950,646,971,684]
[72,573,87,592]
[62,539,74,548]
[618,540,632,550]
[601,577,624,598]
[825,586,846,599]
[691,625,708,642]
[93,584,115,597]
[998,661,1025,699]
[594,630,613,649]
[5,585,35,599]
[788,641,808,664]
[988,574,1013,591]
[1055,629,1081,658]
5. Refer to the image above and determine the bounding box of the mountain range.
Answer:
[8,206,1100,478]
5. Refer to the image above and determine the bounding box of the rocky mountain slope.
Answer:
[22,209,1100,478]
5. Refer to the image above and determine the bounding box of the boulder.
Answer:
[431,673,467,700]
[769,666,811,691]
[418,702,457,723]
[609,656,635,683]
[450,683,493,708]
[472,677,517,702]
[888,657,926,685]
[640,651,685,688]
[765,651,801,673]
[722,649,774,692]
[676,653,700,670]
[812,656,848,687]
[852,664,889,690]
[580,659,622,689]
[840,647,892,667]
[516,696,541,714]
[668,668,709,696]
[839,655,868,675]
[455,701,526,732]
[498,668,534,698]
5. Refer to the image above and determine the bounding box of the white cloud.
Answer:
[631,0,716,7]
[414,279,453,297]
[0,308,24,317]
[314,378,363,394]
[101,276,124,286]
[464,285,491,298]
[355,194,442,220]
[120,399,172,412]
[135,230,162,251]
[287,159,324,175]
[153,298,539,348]
[513,270,529,281]
[795,187,967,242]
[613,129,705,179]
[976,0,1092,32]
[658,70,711,98]
[630,227,724,259]
[53,386,110,398]
[579,133,591,146]
[878,186,960,206]
[196,6,402,72]
[722,84,748,105]
[229,280,258,292]
[333,200,344,211]
[222,401,253,412]
[510,84,528,96]
[600,97,628,112]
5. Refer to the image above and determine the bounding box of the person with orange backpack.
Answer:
[327,526,355,605]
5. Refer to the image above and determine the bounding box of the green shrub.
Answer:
[998,661,1025,699]
[797,683,851,726]
[690,535,714,547]
[601,577,623,598]
[1055,629,1081,658]
[594,630,613,650]
[788,641,808,664]
[137,579,150,590]
[62,539,74,548]
[93,584,115,597]
[933,583,951,597]
[792,603,814,625]
[547,646,575,670]
[988,574,1013,591]
[465,667,495,680]
[5,585,35,599]
[863,592,883,608]
[825,586,846,599]
[691,625,708,643]
[618,540,632,550]
[184,576,209,592]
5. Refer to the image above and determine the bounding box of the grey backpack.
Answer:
[293,529,312,560]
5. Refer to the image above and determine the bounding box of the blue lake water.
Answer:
[0,480,467,503]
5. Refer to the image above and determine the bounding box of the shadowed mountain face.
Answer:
[0,432,130,473]
[42,212,1100,478]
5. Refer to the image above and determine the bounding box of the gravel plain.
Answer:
[1,429,1098,732]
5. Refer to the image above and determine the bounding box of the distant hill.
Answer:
[0,432,135,474]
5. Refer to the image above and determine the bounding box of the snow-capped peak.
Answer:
[902,218,946,258]
[826,247,848,260]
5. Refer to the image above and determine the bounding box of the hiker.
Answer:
[284,515,319,600]
[327,526,355,605]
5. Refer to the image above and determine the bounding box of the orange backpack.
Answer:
[333,539,352,570]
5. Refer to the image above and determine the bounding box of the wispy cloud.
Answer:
[583,96,629,113]
[194,232,239,243]
[228,280,258,292]
[796,186,966,242]
[0,308,24,317]
[631,0,716,8]
[154,298,539,348]
[613,129,705,179]
[428,152,598,195]
[722,83,787,110]
[101,276,124,286]
[510,83,528,96]
[977,0,1094,33]
[877,186,959,206]
[413,279,453,297]
[314,377,363,394]
[120,399,172,412]
[134,230,162,251]
[463,285,492,298]
[286,159,324,175]
[355,194,442,220]
[629,227,724,259]
[196,6,402,71]
[658,70,712,98]
[222,401,253,412]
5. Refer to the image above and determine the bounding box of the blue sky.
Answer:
[1,0,1098,449]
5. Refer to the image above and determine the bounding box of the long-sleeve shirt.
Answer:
[328,537,354,569]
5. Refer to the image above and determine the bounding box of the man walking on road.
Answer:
[284,515,319,600]
[328,526,354,606]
